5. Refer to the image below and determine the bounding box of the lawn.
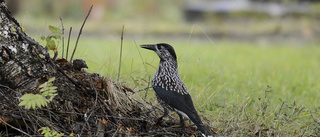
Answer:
[53,37,320,136]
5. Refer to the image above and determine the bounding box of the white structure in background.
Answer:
[184,0,311,21]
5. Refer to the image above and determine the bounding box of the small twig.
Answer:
[136,87,151,92]
[88,76,98,107]
[144,76,151,99]
[17,108,31,134]
[59,17,65,59]
[103,112,148,121]
[0,118,31,137]
[99,97,118,124]
[66,27,72,61]
[138,129,191,136]
[53,50,58,61]
[70,5,93,62]
[131,95,163,115]
[112,127,119,137]
[0,88,13,104]
[80,76,99,135]
[118,25,125,84]
[81,112,93,136]
[17,28,50,60]
[310,110,320,127]
[0,84,15,92]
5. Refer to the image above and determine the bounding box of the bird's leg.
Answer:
[178,113,185,129]
[155,106,169,125]
[161,107,169,118]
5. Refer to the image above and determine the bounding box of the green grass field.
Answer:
[53,37,320,136]
[15,0,320,135]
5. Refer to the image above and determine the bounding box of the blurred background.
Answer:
[5,0,320,44]
[5,2,320,133]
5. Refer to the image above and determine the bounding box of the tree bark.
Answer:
[0,1,51,91]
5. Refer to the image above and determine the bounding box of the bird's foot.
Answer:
[154,107,169,126]
[179,120,185,129]
[178,113,185,129]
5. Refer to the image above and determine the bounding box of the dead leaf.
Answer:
[0,115,13,125]
[97,118,108,126]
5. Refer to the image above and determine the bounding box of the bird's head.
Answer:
[140,43,177,61]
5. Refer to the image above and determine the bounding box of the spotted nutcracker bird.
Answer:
[141,43,213,137]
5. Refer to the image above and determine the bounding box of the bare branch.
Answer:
[118,25,125,84]
[66,27,72,61]
[70,5,93,62]
[0,118,31,137]
[59,17,65,59]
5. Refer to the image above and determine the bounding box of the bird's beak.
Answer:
[140,44,156,51]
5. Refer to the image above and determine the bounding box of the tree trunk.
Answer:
[0,0,51,91]
[0,1,141,136]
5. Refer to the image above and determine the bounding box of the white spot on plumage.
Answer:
[152,60,188,95]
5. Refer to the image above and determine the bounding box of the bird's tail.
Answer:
[187,111,213,136]
[195,123,213,137]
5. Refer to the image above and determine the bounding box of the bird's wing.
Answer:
[153,86,203,125]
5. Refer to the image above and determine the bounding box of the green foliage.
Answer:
[48,25,59,33]
[19,94,47,110]
[39,77,58,102]
[40,25,62,52]
[39,127,64,137]
[19,77,58,110]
